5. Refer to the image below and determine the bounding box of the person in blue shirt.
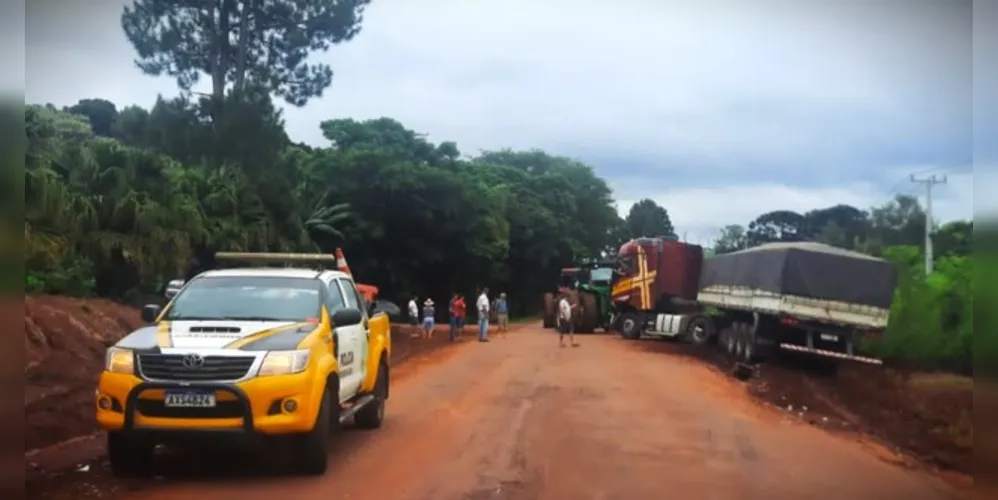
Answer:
[495,292,509,338]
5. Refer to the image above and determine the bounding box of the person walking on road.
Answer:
[449,293,466,342]
[408,296,419,325]
[476,288,490,342]
[422,298,436,339]
[495,292,509,338]
[557,294,578,348]
[407,296,420,337]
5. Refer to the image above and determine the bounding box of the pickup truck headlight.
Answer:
[258,349,310,376]
[105,347,135,374]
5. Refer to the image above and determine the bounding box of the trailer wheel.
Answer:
[619,312,641,340]
[722,326,736,356]
[742,326,756,363]
[733,323,747,358]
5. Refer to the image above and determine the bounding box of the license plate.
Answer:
[164,391,216,408]
[820,333,839,342]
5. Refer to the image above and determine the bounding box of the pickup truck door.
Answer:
[335,278,368,401]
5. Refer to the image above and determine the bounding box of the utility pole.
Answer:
[910,173,947,274]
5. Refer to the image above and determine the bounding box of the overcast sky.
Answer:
[16,0,982,244]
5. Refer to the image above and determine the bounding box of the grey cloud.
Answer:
[24,0,974,239]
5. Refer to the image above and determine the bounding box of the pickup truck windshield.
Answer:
[166,276,322,321]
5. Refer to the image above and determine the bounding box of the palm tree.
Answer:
[304,189,352,246]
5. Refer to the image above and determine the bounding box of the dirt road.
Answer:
[33,324,966,500]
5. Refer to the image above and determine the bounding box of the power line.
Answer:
[910,173,947,274]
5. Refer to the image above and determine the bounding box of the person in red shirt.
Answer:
[449,293,467,342]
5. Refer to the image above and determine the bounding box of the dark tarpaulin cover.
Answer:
[699,242,898,309]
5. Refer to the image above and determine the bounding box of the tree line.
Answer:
[23,96,977,372]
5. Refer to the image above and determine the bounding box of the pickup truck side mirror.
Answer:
[141,304,162,324]
[164,279,185,301]
[331,307,364,328]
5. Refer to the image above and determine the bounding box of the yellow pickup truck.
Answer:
[95,254,392,476]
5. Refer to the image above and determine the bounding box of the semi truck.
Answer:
[610,237,898,365]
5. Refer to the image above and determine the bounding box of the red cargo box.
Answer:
[656,240,703,301]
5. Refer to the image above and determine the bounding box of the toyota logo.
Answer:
[181,353,205,370]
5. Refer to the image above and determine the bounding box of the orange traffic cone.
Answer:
[335,248,352,276]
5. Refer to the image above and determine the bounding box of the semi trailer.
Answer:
[610,237,898,365]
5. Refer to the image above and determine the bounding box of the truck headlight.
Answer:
[259,349,310,376]
[105,347,135,374]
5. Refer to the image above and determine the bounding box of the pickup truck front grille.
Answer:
[137,354,255,381]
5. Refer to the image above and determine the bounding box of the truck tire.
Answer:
[297,388,331,475]
[542,293,555,328]
[578,292,598,333]
[721,325,737,357]
[742,325,757,363]
[742,321,773,364]
[685,315,714,345]
[619,312,642,340]
[355,362,388,429]
[733,322,747,359]
[107,432,154,477]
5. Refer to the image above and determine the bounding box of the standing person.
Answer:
[422,298,436,339]
[449,293,466,342]
[476,287,490,342]
[408,296,419,325]
[495,292,509,338]
[557,294,578,348]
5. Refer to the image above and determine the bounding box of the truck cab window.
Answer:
[338,278,365,316]
[325,281,346,313]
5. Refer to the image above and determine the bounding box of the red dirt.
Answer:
[635,339,974,478]
[25,296,144,453]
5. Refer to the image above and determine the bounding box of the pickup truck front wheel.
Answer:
[355,363,388,429]
[296,389,331,475]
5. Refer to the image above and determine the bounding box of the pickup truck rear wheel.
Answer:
[355,363,388,429]
[297,388,331,475]
[107,432,154,477]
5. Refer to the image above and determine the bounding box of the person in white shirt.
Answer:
[557,294,578,348]
[407,297,419,329]
[476,288,490,342]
